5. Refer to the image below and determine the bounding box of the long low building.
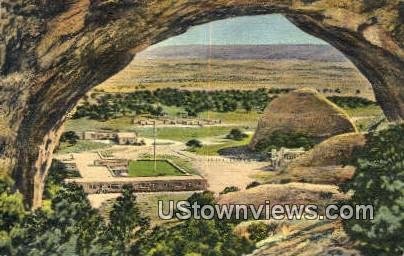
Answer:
[77,131,141,145]
[65,175,208,194]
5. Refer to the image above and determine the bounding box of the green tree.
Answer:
[247,222,271,242]
[11,183,109,255]
[133,192,255,255]
[60,131,80,145]
[186,139,203,149]
[342,125,404,255]
[107,185,150,253]
[0,179,26,255]
[226,128,248,141]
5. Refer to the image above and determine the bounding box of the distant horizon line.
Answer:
[147,43,330,49]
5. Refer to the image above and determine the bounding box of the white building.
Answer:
[270,147,306,170]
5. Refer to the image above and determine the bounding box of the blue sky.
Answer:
[154,14,327,47]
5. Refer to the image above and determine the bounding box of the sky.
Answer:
[153,14,327,47]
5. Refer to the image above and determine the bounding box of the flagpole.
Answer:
[153,119,156,172]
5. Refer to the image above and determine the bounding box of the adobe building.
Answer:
[78,131,140,145]
[116,132,138,145]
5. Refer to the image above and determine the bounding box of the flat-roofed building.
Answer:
[116,132,138,145]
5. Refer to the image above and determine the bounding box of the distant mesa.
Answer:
[250,88,357,149]
[137,44,347,62]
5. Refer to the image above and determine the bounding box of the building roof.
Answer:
[116,132,137,138]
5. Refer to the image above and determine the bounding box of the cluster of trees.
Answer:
[73,88,375,121]
[0,182,255,255]
[0,164,255,255]
[0,181,149,255]
[327,96,376,109]
[134,192,254,255]
[73,88,274,121]
[342,124,404,255]
[74,91,164,121]
[254,130,316,152]
[155,88,272,115]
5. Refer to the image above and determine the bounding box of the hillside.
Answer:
[262,133,367,185]
[136,44,347,61]
[96,58,374,99]
[250,88,357,149]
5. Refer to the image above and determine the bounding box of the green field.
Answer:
[136,154,200,175]
[192,136,251,156]
[128,160,184,177]
[65,111,257,142]
[57,140,112,154]
[138,125,250,142]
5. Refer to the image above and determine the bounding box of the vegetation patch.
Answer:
[136,125,243,142]
[127,160,184,177]
[327,96,376,109]
[247,222,277,242]
[226,128,248,141]
[193,136,251,156]
[185,139,203,149]
[57,140,111,154]
[136,154,199,175]
[73,88,272,121]
[342,124,404,255]
[220,186,240,195]
[44,160,81,199]
[254,130,316,152]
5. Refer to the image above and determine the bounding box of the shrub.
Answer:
[247,222,272,242]
[226,128,248,141]
[186,139,202,149]
[341,124,404,255]
[246,181,261,190]
[220,186,240,195]
[60,131,79,145]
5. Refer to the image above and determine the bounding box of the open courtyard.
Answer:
[127,160,185,177]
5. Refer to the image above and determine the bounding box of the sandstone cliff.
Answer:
[250,88,357,148]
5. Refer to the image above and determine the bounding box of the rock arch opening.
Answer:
[51,14,384,209]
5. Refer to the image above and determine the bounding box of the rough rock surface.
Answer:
[276,133,367,185]
[0,0,403,208]
[250,88,357,148]
[288,132,366,168]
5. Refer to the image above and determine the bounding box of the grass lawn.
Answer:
[136,154,200,175]
[192,136,251,156]
[199,110,260,126]
[57,141,112,154]
[342,105,385,131]
[135,125,248,142]
[128,160,184,177]
[343,105,383,117]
